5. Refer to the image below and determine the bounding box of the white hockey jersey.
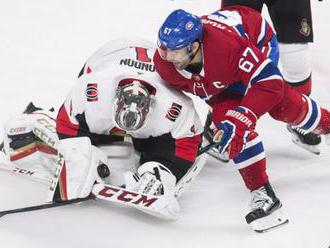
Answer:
[57,38,204,142]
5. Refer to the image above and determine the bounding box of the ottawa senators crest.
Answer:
[299,18,311,37]
[86,83,98,102]
[166,102,182,122]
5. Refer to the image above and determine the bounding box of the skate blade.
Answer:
[291,136,320,155]
[250,209,289,233]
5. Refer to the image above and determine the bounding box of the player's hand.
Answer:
[213,106,257,159]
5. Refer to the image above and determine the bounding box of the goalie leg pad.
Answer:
[48,137,108,201]
[3,113,58,176]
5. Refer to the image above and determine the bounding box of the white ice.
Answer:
[0,1,330,247]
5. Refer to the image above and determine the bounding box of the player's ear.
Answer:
[192,41,200,53]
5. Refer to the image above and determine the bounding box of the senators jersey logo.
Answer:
[86,83,98,102]
[166,102,182,122]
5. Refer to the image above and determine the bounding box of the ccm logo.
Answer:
[13,167,35,176]
[98,186,158,207]
[9,127,26,134]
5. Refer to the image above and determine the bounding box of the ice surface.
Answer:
[0,1,330,247]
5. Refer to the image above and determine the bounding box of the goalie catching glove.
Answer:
[125,161,177,196]
[124,161,180,219]
[213,106,257,160]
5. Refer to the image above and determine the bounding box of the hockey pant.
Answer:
[210,84,330,191]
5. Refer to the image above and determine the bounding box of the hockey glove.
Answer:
[125,162,176,196]
[213,106,257,160]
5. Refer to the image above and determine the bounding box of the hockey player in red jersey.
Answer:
[154,8,330,232]
[221,0,322,154]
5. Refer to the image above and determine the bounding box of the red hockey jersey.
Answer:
[154,6,283,118]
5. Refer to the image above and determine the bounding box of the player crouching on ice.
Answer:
[1,39,205,220]
[154,8,330,231]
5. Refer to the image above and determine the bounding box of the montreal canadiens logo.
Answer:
[166,102,182,122]
[86,83,98,102]
[185,21,194,30]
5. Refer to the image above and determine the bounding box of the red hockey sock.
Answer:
[286,75,312,96]
[238,158,269,191]
[314,108,330,135]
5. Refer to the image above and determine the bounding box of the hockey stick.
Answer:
[92,142,216,219]
[93,183,179,220]
[197,142,218,156]
[0,195,94,218]
[201,114,229,163]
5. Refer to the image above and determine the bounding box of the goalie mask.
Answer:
[114,80,153,132]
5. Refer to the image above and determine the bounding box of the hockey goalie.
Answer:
[0,38,207,220]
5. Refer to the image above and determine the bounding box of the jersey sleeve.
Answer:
[56,78,86,139]
[230,38,284,118]
[169,96,204,163]
[56,75,123,145]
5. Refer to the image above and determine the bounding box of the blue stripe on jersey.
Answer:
[301,98,319,131]
[257,22,269,49]
[268,35,279,66]
[235,24,248,39]
[250,61,282,86]
[233,141,264,164]
[211,11,228,19]
[225,82,247,95]
[210,11,247,39]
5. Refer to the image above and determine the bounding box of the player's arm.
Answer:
[214,38,284,159]
[235,39,284,118]
[56,76,123,145]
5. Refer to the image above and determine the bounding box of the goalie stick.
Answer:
[0,195,94,219]
[93,183,180,220]
[197,142,218,156]
[92,149,209,219]
[0,183,177,220]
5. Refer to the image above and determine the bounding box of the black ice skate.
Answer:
[245,183,289,233]
[287,125,321,155]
